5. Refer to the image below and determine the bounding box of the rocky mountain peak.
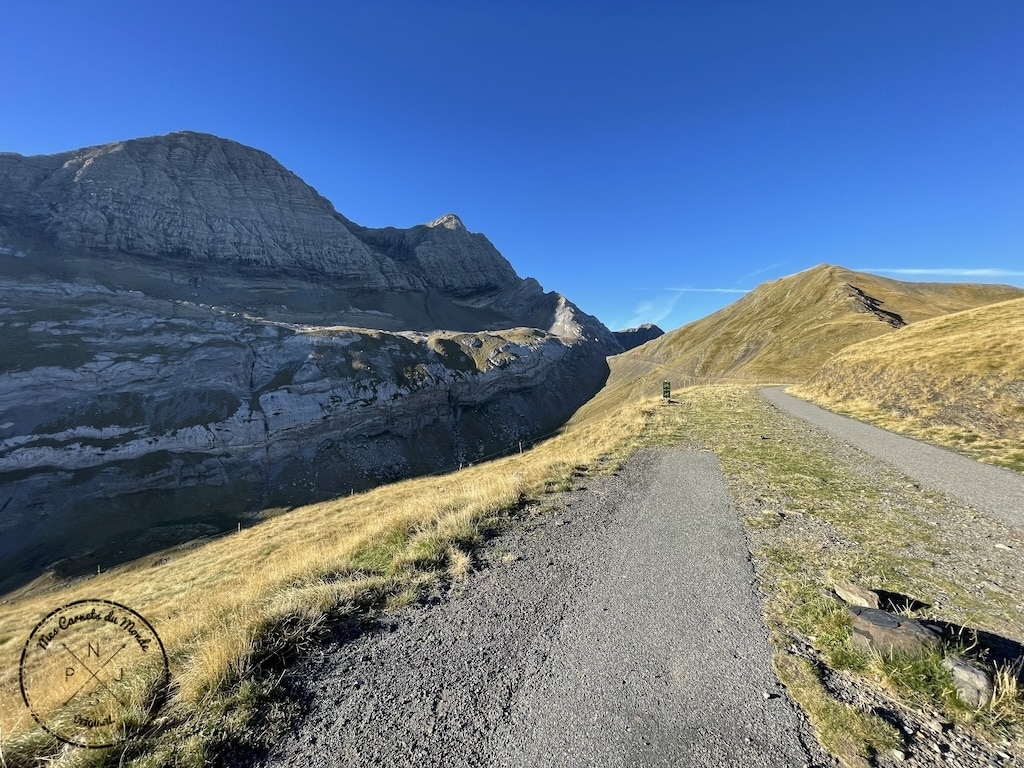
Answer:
[428,213,466,231]
[0,131,619,345]
[613,323,665,351]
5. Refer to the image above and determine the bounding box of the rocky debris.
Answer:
[942,657,995,708]
[849,607,943,655]
[787,641,1023,768]
[613,323,665,351]
[832,580,881,609]
[836,585,1007,713]
[845,283,906,328]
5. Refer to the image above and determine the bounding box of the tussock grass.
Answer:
[0,399,655,766]
[793,296,1024,472]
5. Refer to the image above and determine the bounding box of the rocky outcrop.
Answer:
[613,323,664,351]
[0,132,620,590]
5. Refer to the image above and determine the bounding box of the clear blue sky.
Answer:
[4,2,1022,331]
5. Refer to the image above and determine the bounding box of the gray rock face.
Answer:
[0,132,620,590]
[613,323,664,351]
[0,131,620,343]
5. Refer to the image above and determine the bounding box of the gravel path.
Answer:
[239,449,827,768]
[760,388,1024,530]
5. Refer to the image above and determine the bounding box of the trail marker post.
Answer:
[662,381,671,400]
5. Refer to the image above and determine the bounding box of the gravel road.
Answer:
[240,450,827,768]
[760,388,1024,530]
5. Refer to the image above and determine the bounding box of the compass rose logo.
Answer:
[19,599,169,748]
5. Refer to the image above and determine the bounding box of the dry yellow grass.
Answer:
[0,397,655,766]
[622,264,1023,383]
[793,297,1024,472]
[3,265,1020,765]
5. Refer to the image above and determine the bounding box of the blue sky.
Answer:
[3,2,1023,331]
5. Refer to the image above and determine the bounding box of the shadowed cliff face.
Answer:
[0,132,618,591]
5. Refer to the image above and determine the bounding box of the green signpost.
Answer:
[662,381,671,400]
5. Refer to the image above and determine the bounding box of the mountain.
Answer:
[0,132,619,590]
[613,323,664,351]
[568,265,1024,426]
[793,296,1024,471]
[0,131,617,339]
[611,264,1024,383]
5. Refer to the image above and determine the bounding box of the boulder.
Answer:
[942,657,994,708]
[848,607,942,656]
[832,580,881,609]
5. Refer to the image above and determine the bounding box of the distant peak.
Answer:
[428,213,466,231]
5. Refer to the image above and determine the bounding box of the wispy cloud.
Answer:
[741,262,785,280]
[622,292,685,329]
[617,287,751,330]
[859,267,1024,278]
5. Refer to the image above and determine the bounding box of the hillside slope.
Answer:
[792,296,1024,472]
[610,264,1024,384]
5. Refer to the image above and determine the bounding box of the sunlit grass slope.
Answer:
[0,399,655,766]
[619,264,1024,383]
[793,296,1024,472]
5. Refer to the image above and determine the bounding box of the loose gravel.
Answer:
[236,449,831,768]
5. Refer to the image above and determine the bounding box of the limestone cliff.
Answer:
[0,132,619,589]
[0,131,617,342]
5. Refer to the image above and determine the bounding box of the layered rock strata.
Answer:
[0,132,618,588]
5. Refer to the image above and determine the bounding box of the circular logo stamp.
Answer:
[19,599,169,748]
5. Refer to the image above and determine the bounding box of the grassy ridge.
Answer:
[621,265,1023,382]
[793,296,1024,472]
